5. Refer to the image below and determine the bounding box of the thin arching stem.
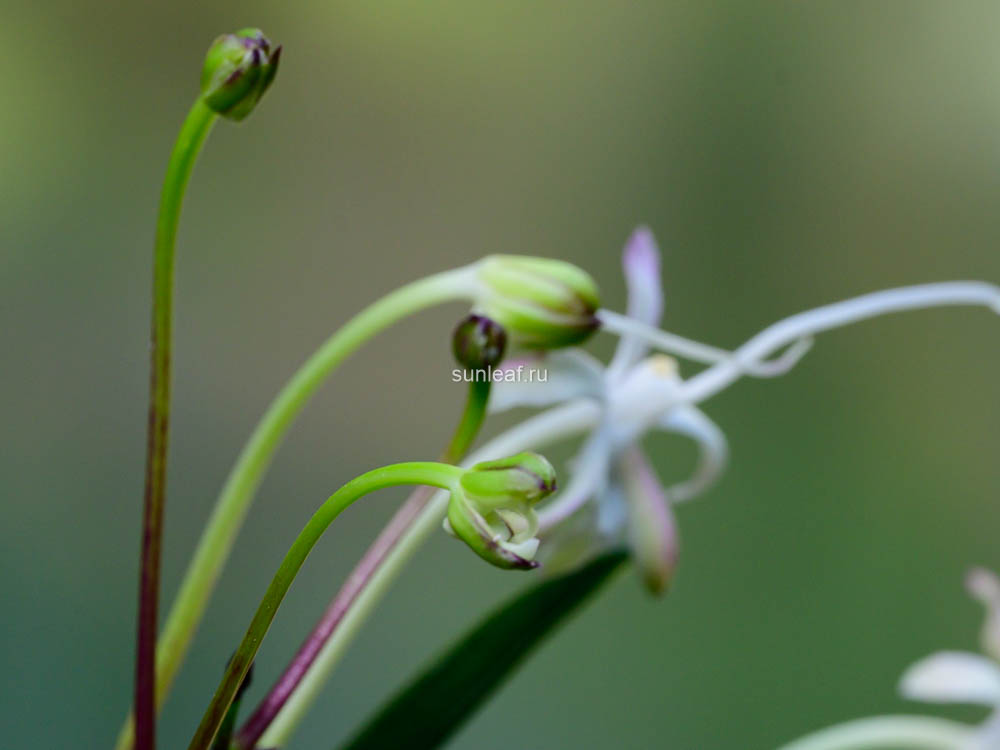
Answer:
[135,98,217,750]
[114,266,475,750]
[234,379,491,748]
[186,462,464,750]
[256,400,602,748]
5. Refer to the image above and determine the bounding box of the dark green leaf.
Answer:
[337,550,628,750]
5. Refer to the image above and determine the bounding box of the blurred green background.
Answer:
[3,1,999,747]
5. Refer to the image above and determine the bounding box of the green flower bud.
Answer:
[444,452,557,569]
[201,28,281,121]
[473,256,600,349]
[452,314,507,370]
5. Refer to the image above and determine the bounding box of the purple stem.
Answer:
[234,485,434,748]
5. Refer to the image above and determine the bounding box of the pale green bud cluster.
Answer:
[444,452,557,569]
[201,28,281,121]
[472,256,600,349]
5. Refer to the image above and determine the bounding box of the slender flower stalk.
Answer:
[115,269,473,750]
[232,493,454,749]
[125,249,790,750]
[187,454,556,750]
[127,28,280,750]
[135,97,218,750]
[235,322,496,748]
[121,254,678,747]
[255,400,602,748]
[186,462,464,750]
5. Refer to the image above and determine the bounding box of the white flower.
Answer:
[490,228,737,590]
[489,227,1000,591]
[896,569,1000,749]
[778,570,1000,750]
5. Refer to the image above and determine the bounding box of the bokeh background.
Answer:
[3,2,1000,747]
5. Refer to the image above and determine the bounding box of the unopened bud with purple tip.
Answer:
[472,256,600,349]
[201,28,281,121]
[452,314,507,371]
[444,452,557,569]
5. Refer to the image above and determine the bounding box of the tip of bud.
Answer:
[461,452,557,504]
[474,256,601,349]
[201,29,281,121]
[445,452,557,570]
[452,314,508,370]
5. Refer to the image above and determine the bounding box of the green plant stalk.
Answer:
[234,378,491,748]
[187,462,465,750]
[258,399,602,748]
[115,266,475,750]
[208,662,253,750]
[135,98,218,750]
[442,379,491,461]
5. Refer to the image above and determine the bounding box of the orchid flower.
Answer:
[778,569,1000,750]
[490,228,734,590]
[490,228,1000,590]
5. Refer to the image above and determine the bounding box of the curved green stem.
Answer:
[115,266,475,750]
[135,98,218,750]
[257,399,602,748]
[443,379,491,462]
[187,462,464,750]
[775,716,972,750]
[235,378,491,748]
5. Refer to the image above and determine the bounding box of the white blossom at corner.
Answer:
[900,651,1000,707]
[777,570,1000,750]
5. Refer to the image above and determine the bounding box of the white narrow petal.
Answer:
[499,536,539,561]
[655,405,729,503]
[536,430,613,531]
[606,227,664,378]
[593,477,629,539]
[680,281,1000,405]
[775,715,973,750]
[619,447,679,595]
[495,508,532,541]
[899,651,1000,706]
[488,350,604,413]
[598,309,814,377]
[621,226,664,329]
[968,568,1000,606]
[967,568,1000,662]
